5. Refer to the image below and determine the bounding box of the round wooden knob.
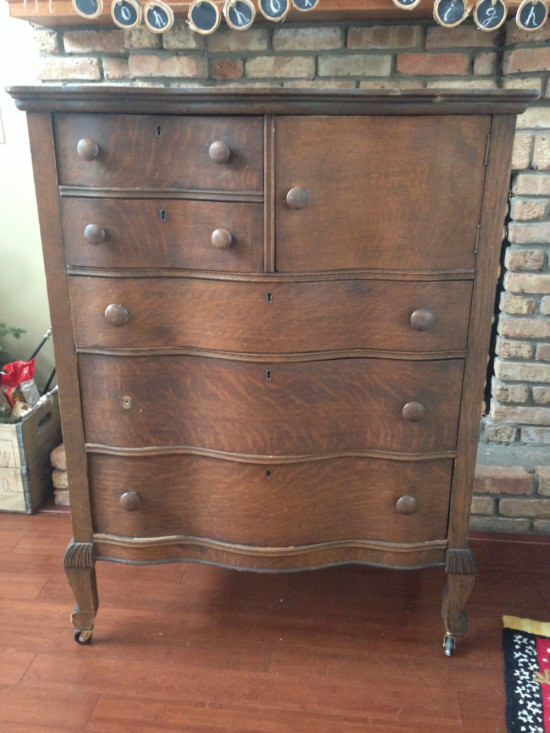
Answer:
[76,138,100,161]
[401,401,426,422]
[409,308,435,332]
[104,304,129,326]
[286,187,309,210]
[119,491,141,512]
[210,228,233,249]
[395,496,417,515]
[83,223,106,245]
[208,140,231,164]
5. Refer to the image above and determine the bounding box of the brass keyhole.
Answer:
[120,395,133,410]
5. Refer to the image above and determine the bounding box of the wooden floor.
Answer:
[2,513,550,733]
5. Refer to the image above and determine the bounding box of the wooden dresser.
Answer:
[9,86,532,655]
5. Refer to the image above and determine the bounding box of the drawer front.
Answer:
[276,116,490,272]
[89,453,453,545]
[62,199,264,272]
[79,355,463,455]
[70,276,472,353]
[55,114,264,192]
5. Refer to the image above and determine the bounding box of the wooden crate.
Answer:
[0,389,61,513]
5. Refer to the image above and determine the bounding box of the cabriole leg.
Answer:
[64,539,98,644]
[441,548,476,655]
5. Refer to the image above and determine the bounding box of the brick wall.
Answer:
[23,17,550,532]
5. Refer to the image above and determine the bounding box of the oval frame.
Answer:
[258,0,290,22]
[224,0,256,30]
[433,0,471,26]
[291,0,319,10]
[144,0,175,33]
[516,0,549,29]
[72,0,104,19]
[391,0,423,11]
[473,0,507,30]
[111,0,142,28]
[188,0,221,34]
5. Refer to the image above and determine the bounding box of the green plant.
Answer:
[0,322,25,355]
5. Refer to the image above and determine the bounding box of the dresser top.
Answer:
[7,85,536,116]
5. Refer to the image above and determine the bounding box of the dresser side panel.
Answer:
[26,112,92,541]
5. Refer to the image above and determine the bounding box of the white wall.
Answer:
[0,5,54,388]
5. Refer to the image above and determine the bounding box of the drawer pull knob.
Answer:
[210,228,233,249]
[286,186,309,210]
[76,138,100,161]
[208,140,231,164]
[119,491,141,512]
[104,303,129,326]
[395,495,417,515]
[409,308,435,332]
[83,223,106,245]
[401,401,426,422]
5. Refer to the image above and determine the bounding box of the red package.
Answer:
[0,359,39,407]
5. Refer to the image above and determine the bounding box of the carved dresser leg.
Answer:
[64,539,98,644]
[441,548,476,656]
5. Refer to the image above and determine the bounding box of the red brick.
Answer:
[511,133,533,171]
[35,56,101,81]
[485,424,518,443]
[124,27,161,49]
[474,465,532,495]
[504,246,546,269]
[348,25,422,49]
[513,173,550,195]
[495,336,535,359]
[103,57,130,80]
[397,53,469,76]
[32,29,60,54]
[471,496,495,515]
[537,466,550,495]
[128,54,206,78]
[318,54,391,77]
[211,59,243,81]
[510,197,548,220]
[274,27,343,52]
[508,222,550,245]
[506,273,550,294]
[426,26,497,48]
[495,358,550,382]
[536,344,550,361]
[534,387,550,404]
[507,23,550,45]
[207,28,268,52]
[63,30,124,53]
[474,52,496,76]
[162,25,203,50]
[500,498,550,518]
[490,405,550,425]
[504,48,550,74]
[498,317,550,339]
[499,294,537,315]
[492,380,530,403]
[246,56,315,79]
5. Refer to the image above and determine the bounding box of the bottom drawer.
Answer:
[89,453,453,546]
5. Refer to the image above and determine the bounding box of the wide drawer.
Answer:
[55,114,264,192]
[276,115,489,272]
[70,276,472,354]
[79,355,463,455]
[62,199,264,272]
[89,453,453,545]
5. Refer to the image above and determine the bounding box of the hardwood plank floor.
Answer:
[1,512,549,732]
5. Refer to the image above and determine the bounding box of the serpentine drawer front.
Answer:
[9,85,533,655]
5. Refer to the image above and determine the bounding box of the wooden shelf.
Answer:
[5,0,520,26]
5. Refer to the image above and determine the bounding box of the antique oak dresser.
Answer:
[9,86,532,654]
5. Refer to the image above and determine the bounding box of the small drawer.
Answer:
[89,453,453,545]
[55,114,264,192]
[69,276,472,353]
[62,198,264,272]
[276,115,490,272]
[79,354,464,455]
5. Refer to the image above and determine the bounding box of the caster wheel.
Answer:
[74,629,93,645]
[443,635,455,657]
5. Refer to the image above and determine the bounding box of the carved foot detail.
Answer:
[64,540,98,641]
[441,548,476,640]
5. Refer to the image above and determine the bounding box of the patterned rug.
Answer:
[503,616,550,732]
